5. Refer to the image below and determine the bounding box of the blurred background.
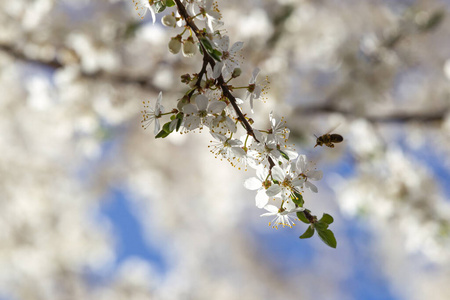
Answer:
[1,0,450,299]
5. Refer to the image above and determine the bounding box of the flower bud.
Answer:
[168,37,182,54]
[162,14,176,27]
[182,37,197,58]
[231,67,242,78]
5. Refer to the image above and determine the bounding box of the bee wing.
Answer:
[324,123,341,135]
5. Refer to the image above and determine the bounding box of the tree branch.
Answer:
[0,43,159,92]
[173,0,259,142]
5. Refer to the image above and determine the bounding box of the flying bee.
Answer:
[314,125,343,148]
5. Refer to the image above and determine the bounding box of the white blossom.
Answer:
[141,92,164,135]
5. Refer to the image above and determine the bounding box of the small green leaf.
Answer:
[319,213,334,225]
[296,211,310,224]
[175,112,183,132]
[313,221,328,231]
[208,49,222,62]
[165,0,175,7]
[155,129,170,139]
[279,150,289,160]
[299,225,315,239]
[162,121,172,133]
[170,115,176,121]
[317,229,337,248]
[155,2,166,13]
[200,38,214,52]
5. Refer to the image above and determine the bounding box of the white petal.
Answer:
[262,204,278,214]
[308,170,323,181]
[185,116,201,130]
[251,67,260,83]
[292,178,305,188]
[256,165,268,181]
[208,101,226,114]
[195,95,209,111]
[260,212,277,217]
[208,10,221,22]
[156,91,163,105]
[216,35,230,52]
[210,131,227,142]
[183,103,198,114]
[149,6,156,24]
[283,200,296,211]
[154,118,160,135]
[266,184,281,197]
[284,149,298,160]
[205,0,214,11]
[226,116,237,133]
[305,181,318,193]
[213,62,224,79]
[255,190,269,208]
[271,166,285,182]
[253,130,263,144]
[296,155,307,173]
[230,41,244,54]
[254,86,262,99]
[231,147,246,157]
[244,177,261,190]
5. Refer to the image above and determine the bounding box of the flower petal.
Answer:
[271,166,285,182]
[308,170,323,181]
[244,177,262,190]
[283,200,296,211]
[213,62,224,79]
[195,95,209,111]
[208,101,226,114]
[255,189,269,208]
[251,67,260,83]
[266,184,281,197]
[230,41,244,54]
[305,181,318,193]
[296,155,307,173]
[210,131,227,142]
[231,147,246,157]
[183,104,198,114]
[154,118,160,135]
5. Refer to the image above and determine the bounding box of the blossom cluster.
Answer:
[136,0,335,247]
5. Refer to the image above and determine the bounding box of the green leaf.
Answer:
[299,225,315,239]
[155,2,166,13]
[208,49,222,62]
[296,211,310,224]
[165,0,175,7]
[162,121,172,133]
[279,150,289,160]
[200,38,214,52]
[319,213,334,225]
[155,129,170,139]
[317,229,337,248]
[313,221,328,231]
[175,113,183,132]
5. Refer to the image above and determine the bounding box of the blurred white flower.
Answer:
[141,92,164,135]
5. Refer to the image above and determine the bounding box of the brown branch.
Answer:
[0,43,159,92]
[173,0,259,142]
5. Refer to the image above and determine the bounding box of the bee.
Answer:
[314,126,344,148]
